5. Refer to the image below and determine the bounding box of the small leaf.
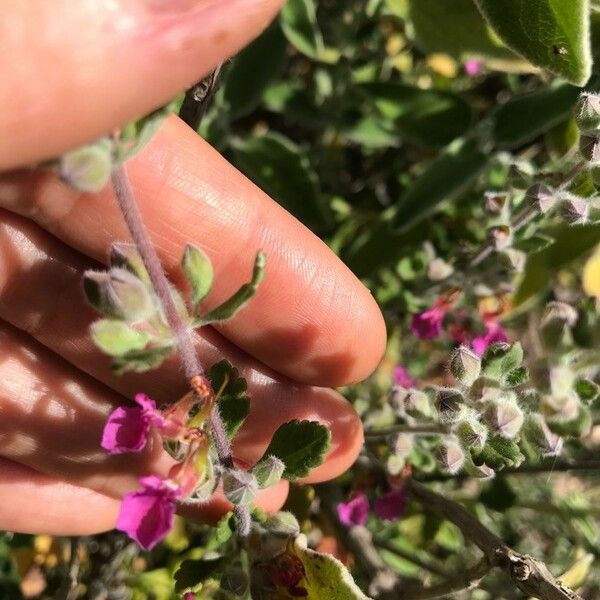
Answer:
[574,378,600,404]
[505,366,529,387]
[201,251,266,323]
[174,556,228,593]
[59,139,113,193]
[91,320,150,356]
[359,83,472,148]
[112,346,173,374]
[392,137,488,232]
[109,243,150,284]
[473,0,591,85]
[513,234,555,253]
[116,112,166,163]
[253,455,285,489]
[481,343,523,380]
[259,420,330,480]
[491,83,581,149]
[222,469,258,506]
[280,0,324,59]
[223,24,287,119]
[207,360,250,438]
[182,244,214,306]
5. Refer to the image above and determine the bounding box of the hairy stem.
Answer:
[364,423,450,439]
[111,164,251,537]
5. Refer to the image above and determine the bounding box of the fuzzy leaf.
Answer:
[208,360,250,438]
[201,251,266,323]
[505,366,529,387]
[473,0,591,85]
[174,556,228,593]
[359,83,472,148]
[481,343,523,380]
[259,420,330,480]
[574,378,600,404]
[59,139,113,193]
[91,320,150,357]
[112,346,173,374]
[280,0,324,60]
[182,244,214,306]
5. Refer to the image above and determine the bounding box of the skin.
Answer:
[0,0,386,535]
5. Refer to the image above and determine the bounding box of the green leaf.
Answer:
[514,223,600,306]
[201,251,266,323]
[479,477,517,512]
[233,133,331,230]
[574,378,600,404]
[91,319,150,357]
[505,366,529,387]
[393,138,487,232]
[174,556,228,593]
[223,24,287,119]
[181,244,214,306]
[112,346,173,374]
[116,112,166,163]
[409,0,517,61]
[491,83,581,149]
[207,360,250,438]
[260,420,330,480]
[473,0,591,85]
[359,83,472,147]
[513,234,555,253]
[473,435,524,470]
[481,342,523,380]
[280,0,324,59]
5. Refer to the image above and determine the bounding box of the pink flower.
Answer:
[101,393,164,454]
[464,59,482,77]
[472,321,508,356]
[116,475,180,550]
[337,494,369,526]
[374,487,407,521]
[393,366,417,388]
[183,594,196,600]
[411,307,445,340]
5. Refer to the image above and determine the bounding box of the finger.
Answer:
[0,0,283,170]
[0,212,363,483]
[0,457,287,535]
[0,116,387,386]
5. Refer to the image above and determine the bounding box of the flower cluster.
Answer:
[337,487,407,526]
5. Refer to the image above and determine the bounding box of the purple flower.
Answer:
[183,594,196,600]
[337,494,369,526]
[464,59,482,77]
[374,487,407,522]
[116,475,180,550]
[472,322,508,356]
[101,393,164,454]
[393,366,417,388]
[410,307,445,340]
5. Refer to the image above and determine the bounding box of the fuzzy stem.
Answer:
[111,164,250,537]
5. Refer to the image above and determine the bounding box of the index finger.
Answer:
[0,116,386,386]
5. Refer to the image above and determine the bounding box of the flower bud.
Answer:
[59,139,113,193]
[501,248,526,273]
[434,388,466,424]
[541,301,578,348]
[456,418,488,452]
[404,389,433,419]
[83,268,155,321]
[253,456,285,489]
[559,194,589,225]
[109,243,150,284]
[437,439,465,474]
[264,511,300,538]
[449,346,481,387]
[469,377,501,404]
[579,130,600,164]
[484,191,508,214]
[522,413,563,457]
[427,257,454,281]
[222,470,258,506]
[391,433,414,458]
[386,454,406,476]
[526,183,556,214]
[574,93,600,131]
[483,396,524,438]
[488,225,512,250]
[463,459,495,479]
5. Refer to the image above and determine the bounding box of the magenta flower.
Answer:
[472,322,508,356]
[410,307,445,340]
[183,594,196,600]
[101,393,164,454]
[337,493,369,526]
[374,487,407,521]
[116,475,180,550]
[393,366,417,388]
[464,59,482,77]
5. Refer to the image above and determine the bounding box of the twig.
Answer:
[401,559,490,600]
[405,479,583,600]
[178,67,222,131]
[111,165,250,537]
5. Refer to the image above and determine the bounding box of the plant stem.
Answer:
[364,423,450,439]
[111,164,251,537]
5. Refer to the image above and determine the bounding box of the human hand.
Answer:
[0,0,386,535]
